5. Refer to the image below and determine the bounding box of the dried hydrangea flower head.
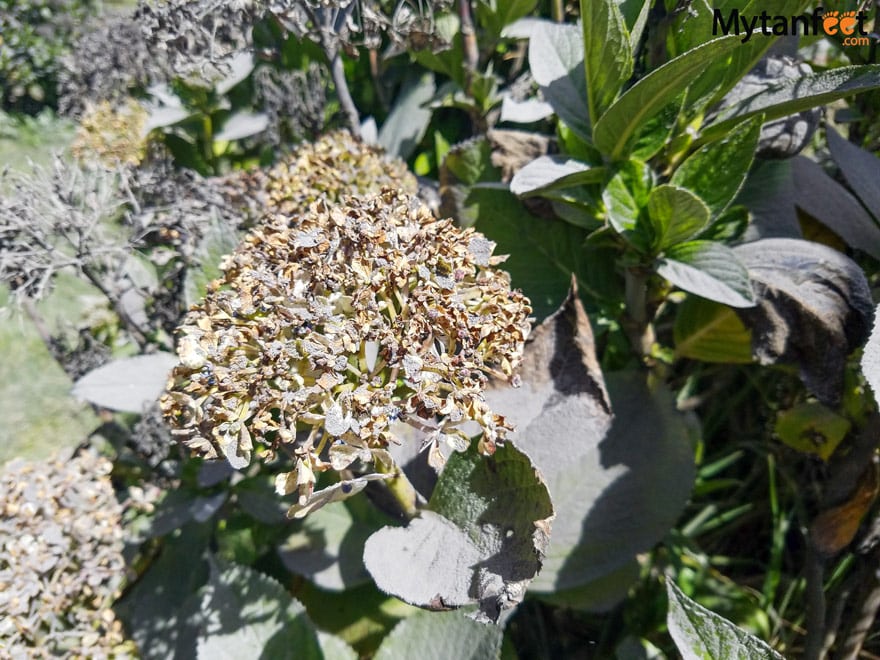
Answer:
[263,129,418,218]
[161,189,531,508]
[71,98,150,167]
[0,451,132,656]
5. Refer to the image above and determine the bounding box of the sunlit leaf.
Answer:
[364,441,553,622]
[775,402,851,461]
[374,610,503,660]
[72,353,178,413]
[674,296,753,363]
[667,579,784,660]
[657,241,755,308]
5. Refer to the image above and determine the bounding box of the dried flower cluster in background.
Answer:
[262,129,418,217]
[0,451,132,656]
[161,184,531,504]
[71,98,150,167]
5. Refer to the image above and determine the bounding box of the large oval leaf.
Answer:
[484,287,696,604]
[509,155,606,197]
[363,441,553,622]
[529,22,590,142]
[72,353,178,413]
[374,610,502,660]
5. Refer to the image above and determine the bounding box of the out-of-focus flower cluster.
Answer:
[161,184,531,504]
[0,451,133,657]
[262,129,418,217]
[133,0,258,84]
[71,98,150,167]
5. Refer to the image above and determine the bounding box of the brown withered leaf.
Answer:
[734,238,873,406]
[811,463,879,558]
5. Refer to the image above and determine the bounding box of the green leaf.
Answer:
[683,0,812,113]
[827,125,880,218]
[278,500,392,591]
[791,155,880,261]
[580,0,633,123]
[701,65,880,144]
[671,115,762,219]
[363,441,553,621]
[602,171,640,235]
[475,0,538,41]
[593,36,741,160]
[529,22,591,142]
[647,185,710,251]
[484,291,695,599]
[196,560,322,660]
[775,402,851,461]
[468,186,595,318]
[657,241,755,308]
[666,578,784,660]
[72,353,178,413]
[213,112,268,142]
[184,219,241,307]
[674,296,753,363]
[617,0,651,49]
[509,155,606,196]
[374,610,503,660]
[115,524,211,660]
[379,72,436,160]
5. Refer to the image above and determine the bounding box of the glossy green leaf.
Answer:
[593,36,741,160]
[671,115,762,219]
[647,184,710,251]
[701,65,880,144]
[374,610,503,660]
[657,241,755,308]
[617,0,651,49]
[667,579,784,660]
[674,296,753,363]
[529,22,591,142]
[509,155,606,196]
[213,112,268,142]
[580,0,633,123]
[602,172,640,235]
[474,0,538,40]
[72,353,178,413]
[775,402,851,461]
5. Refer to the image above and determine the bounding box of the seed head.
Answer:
[160,189,531,505]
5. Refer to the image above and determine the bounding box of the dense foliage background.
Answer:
[3,0,880,657]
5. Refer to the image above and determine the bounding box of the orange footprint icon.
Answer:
[839,10,858,35]
[823,10,840,34]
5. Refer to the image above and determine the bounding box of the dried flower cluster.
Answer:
[71,98,150,167]
[262,129,418,217]
[0,451,132,657]
[133,0,258,84]
[161,187,531,503]
[252,62,328,146]
[58,10,165,118]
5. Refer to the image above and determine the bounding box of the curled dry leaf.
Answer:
[734,238,873,406]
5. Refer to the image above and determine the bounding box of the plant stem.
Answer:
[624,268,655,358]
[375,459,420,519]
[329,50,360,137]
